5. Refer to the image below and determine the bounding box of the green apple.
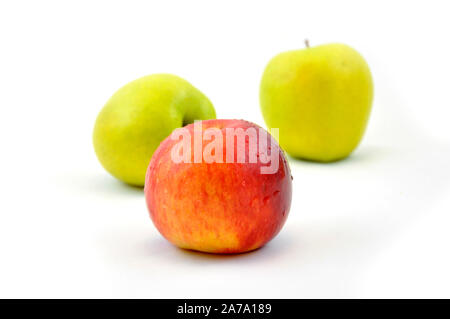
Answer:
[93,74,216,186]
[260,42,373,162]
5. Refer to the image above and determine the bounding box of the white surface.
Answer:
[1,0,450,298]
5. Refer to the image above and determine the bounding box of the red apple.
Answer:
[145,119,292,253]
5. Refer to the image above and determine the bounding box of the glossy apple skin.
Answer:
[145,119,292,254]
[93,74,215,186]
[260,43,373,162]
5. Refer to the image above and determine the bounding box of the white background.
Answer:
[1,0,449,298]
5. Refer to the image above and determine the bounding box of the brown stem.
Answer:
[304,39,310,48]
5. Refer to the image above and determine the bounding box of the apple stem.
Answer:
[305,39,310,48]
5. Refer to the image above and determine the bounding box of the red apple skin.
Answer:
[145,119,293,254]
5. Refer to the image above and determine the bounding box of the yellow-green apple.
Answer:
[145,119,292,253]
[260,42,373,162]
[93,74,216,186]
